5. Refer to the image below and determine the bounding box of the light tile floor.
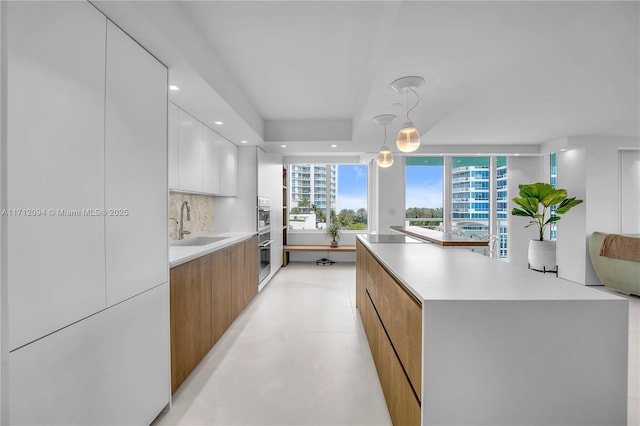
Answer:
[154,263,640,426]
[153,262,391,426]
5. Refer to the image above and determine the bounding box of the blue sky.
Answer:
[335,164,443,211]
[336,165,367,211]
[405,166,443,209]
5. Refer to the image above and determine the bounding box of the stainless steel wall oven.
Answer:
[257,197,271,234]
[258,231,271,283]
[257,197,272,283]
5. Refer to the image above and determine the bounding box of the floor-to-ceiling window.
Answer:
[496,156,508,258]
[451,156,490,238]
[549,153,557,240]
[403,155,509,258]
[288,163,367,231]
[404,157,444,229]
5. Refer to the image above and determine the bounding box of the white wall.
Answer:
[0,1,7,422]
[556,136,640,285]
[620,149,640,234]
[376,156,406,233]
[557,147,588,284]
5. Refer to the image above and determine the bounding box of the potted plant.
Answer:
[511,182,583,272]
[326,222,341,248]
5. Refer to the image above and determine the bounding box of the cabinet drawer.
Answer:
[363,247,422,400]
[365,291,421,426]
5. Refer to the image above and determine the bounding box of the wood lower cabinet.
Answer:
[211,248,231,345]
[170,237,259,393]
[230,242,247,322]
[170,255,213,393]
[356,240,422,425]
[244,236,259,304]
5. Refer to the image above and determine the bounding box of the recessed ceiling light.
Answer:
[281,145,287,148]
[514,154,521,156]
[169,85,180,91]
[214,121,223,125]
[560,148,568,152]
[331,144,337,148]
[240,140,248,144]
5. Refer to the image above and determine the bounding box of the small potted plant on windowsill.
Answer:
[511,182,583,272]
[326,222,341,248]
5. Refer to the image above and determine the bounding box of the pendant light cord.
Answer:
[405,87,420,121]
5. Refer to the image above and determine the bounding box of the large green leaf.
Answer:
[512,207,533,217]
[555,197,584,214]
[519,183,556,202]
[541,189,567,207]
[512,197,539,215]
[544,216,561,225]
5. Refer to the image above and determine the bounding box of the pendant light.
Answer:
[374,114,397,168]
[390,76,425,153]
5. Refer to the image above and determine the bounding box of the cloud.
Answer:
[353,165,367,180]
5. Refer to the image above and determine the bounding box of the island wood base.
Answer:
[356,240,422,425]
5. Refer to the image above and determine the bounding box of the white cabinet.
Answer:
[10,283,170,425]
[168,103,179,190]
[8,4,170,423]
[177,109,203,192]
[169,104,238,196]
[104,22,168,306]
[257,147,269,197]
[7,1,107,350]
[219,139,239,196]
[203,126,221,194]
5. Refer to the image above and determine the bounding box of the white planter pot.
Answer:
[528,240,557,271]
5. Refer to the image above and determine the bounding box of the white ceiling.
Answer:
[93,1,639,156]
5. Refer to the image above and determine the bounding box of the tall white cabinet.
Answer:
[7,2,170,424]
[104,21,168,305]
[7,0,107,351]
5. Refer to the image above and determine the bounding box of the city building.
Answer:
[288,164,337,212]
[451,158,509,258]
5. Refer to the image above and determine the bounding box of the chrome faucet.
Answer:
[178,201,191,240]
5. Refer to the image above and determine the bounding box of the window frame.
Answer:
[287,162,369,233]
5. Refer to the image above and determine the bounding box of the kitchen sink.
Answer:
[170,236,228,247]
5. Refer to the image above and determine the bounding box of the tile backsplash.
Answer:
[169,192,214,240]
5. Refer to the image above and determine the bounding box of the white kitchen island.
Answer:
[356,235,628,426]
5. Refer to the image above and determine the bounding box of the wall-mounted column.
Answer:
[377,156,406,232]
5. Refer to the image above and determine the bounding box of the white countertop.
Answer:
[169,232,257,268]
[357,235,623,303]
